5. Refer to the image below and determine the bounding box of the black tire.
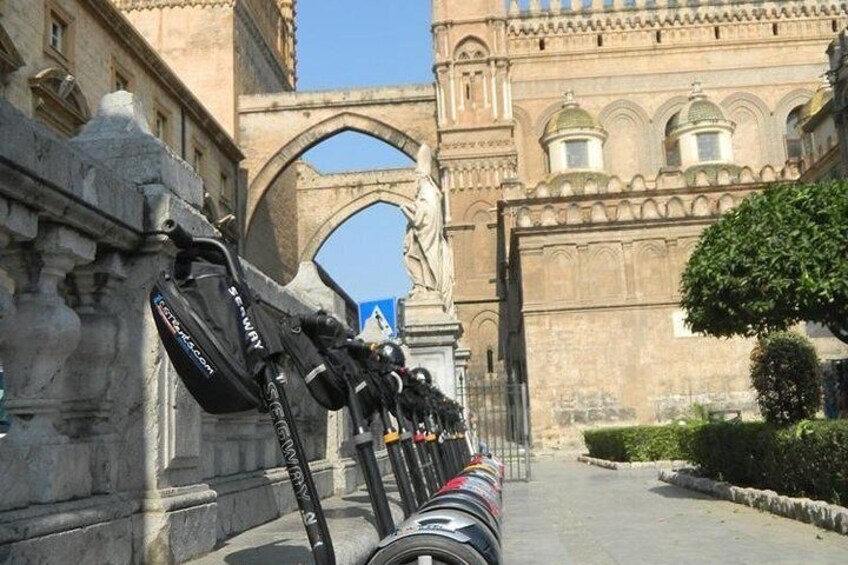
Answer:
[369,534,490,565]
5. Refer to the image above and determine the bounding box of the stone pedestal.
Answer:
[402,292,462,399]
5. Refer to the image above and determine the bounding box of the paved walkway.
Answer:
[190,458,848,564]
[503,458,848,564]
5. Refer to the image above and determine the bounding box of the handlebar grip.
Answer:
[162,219,194,249]
[345,339,374,356]
[299,313,331,329]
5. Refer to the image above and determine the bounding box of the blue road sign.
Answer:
[359,298,397,338]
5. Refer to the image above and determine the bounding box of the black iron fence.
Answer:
[458,375,531,482]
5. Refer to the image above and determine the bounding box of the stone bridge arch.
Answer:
[297,165,418,261]
[239,85,438,229]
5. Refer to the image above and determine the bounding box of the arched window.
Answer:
[785,106,804,160]
[664,112,681,167]
[486,347,495,374]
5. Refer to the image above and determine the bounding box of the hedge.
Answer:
[583,424,696,462]
[584,421,848,506]
[689,420,848,506]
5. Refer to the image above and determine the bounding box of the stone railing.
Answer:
[0,92,364,563]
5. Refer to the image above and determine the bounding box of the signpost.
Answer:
[359,298,397,339]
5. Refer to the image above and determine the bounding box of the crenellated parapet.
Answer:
[502,161,795,229]
[506,0,847,53]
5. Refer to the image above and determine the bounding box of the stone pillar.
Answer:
[402,293,463,399]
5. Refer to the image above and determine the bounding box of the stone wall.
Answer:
[0,93,377,564]
[504,169,848,449]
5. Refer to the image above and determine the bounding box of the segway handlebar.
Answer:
[161,220,243,289]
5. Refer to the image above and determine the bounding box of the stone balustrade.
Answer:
[0,92,367,563]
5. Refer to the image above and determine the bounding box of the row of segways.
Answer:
[149,220,504,565]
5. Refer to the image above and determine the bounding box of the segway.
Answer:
[150,220,336,565]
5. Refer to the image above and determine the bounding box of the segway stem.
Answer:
[345,382,395,538]
[261,368,336,565]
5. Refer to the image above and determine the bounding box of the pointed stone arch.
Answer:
[300,188,415,261]
[247,111,430,228]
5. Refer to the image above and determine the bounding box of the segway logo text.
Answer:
[228,286,265,353]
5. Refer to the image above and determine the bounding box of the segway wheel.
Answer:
[368,535,489,565]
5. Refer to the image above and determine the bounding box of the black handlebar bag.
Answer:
[150,254,282,414]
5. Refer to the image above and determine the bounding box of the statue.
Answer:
[402,143,455,311]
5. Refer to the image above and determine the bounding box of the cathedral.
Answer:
[241,0,848,447]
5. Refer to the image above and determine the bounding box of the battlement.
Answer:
[506,0,847,47]
[508,0,844,19]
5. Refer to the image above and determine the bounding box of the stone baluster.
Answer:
[63,251,127,493]
[592,0,604,11]
[570,0,583,13]
[0,222,96,507]
[529,0,541,14]
[508,0,520,16]
[551,0,562,14]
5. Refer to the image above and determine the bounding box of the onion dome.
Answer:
[543,90,604,137]
[668,80,734,136]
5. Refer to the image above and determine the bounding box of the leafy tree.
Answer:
[680,180,848,343]
[750,331,821,425]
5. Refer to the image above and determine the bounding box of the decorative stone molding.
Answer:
[29,68,91,137]
[508,1,848,35]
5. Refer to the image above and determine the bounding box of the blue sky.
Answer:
[298,1,433,305]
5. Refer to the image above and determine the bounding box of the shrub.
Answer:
[689,420,848,505]
[750,331,821,425]
[583,424,696,462]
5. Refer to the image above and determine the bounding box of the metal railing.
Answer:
[458,374,532,481]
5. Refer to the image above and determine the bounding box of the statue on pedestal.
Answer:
[402,143,455,312]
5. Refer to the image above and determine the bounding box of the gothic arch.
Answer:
[464,199,494,223]
[300,190,414,261]
[248,112,428,228]
[454,36,490,61]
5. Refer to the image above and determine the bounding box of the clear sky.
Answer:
[298,1,433,305]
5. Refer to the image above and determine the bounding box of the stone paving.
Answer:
[189,457,848,564]
[503,457,848,565]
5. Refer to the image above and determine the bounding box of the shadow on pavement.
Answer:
[648,484,718,501]
[223,541,314,565]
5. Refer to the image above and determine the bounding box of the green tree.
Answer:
[680,180,848,343]
[750,331,821,425]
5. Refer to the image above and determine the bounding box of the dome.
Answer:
[544,91,601,137]
[799,78,833,124]
[669,81,731,134]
